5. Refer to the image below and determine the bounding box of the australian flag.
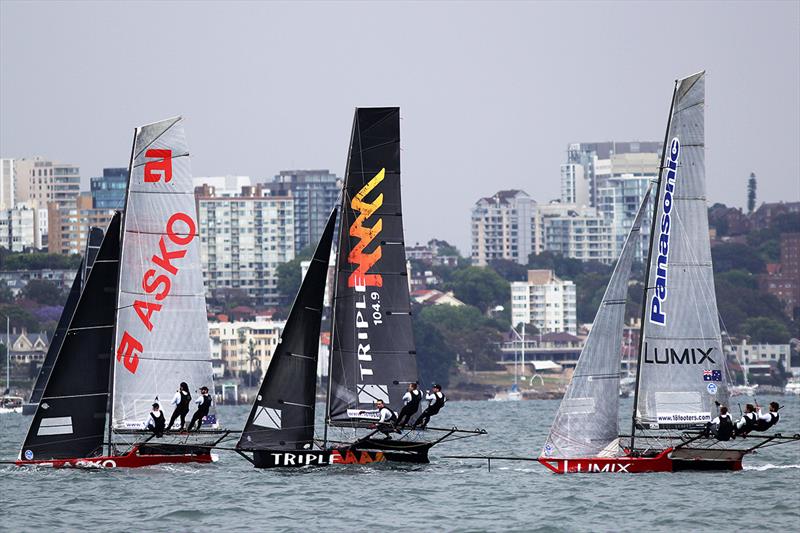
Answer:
[703,370,722,382]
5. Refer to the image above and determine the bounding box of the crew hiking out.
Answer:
[413,384,446,430]
[167,382,191,431]
[375,400,399,438]
[188,386,212,431]
[146,403,166,438]
[396,383,421,428]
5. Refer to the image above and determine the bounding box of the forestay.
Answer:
[635,72,728,429]
[238,209,336,451]
[328,107,418,425]
[112,117,216,429]
[542,187,651,459]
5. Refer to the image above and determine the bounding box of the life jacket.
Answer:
[754,412,779,432]
[715,414,734,441]
[406,390,421,410]
[150,410,165,432]
[379,407,397,424]
[738,411,757,433]
[429,392,446,414]
[178,390,191,410]
[198,394,212,415]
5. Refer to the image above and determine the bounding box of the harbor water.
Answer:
[1,396,798,532]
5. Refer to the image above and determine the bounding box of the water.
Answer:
[1,397,799,532]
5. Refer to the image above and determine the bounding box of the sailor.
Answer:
[705,405,734,441]
[752,402,781,432]
[166,382,192,431]
[188,386,212,431]
[146,403,166,438]
[396,383,422,428]
[735,403,758,436]
[413,384,446,430]
[375,400,398,439]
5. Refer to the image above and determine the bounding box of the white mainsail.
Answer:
[112,117,216,429]
[634,72,729,429]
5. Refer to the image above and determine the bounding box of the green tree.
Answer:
[413,315,456,387]
[747,172,757,214]
[418,304,503,371]
[0,305,41,333]
[445,266,509,313]
[711,243,765,274]
[20,280,65,306]
[0,280,13,304]
[275,245,315,307]
[1,252,82,271]
[741,317,790,344]
[487,259,528,282]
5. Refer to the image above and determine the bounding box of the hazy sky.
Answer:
[1,1,798,253]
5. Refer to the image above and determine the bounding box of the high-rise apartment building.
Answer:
[14,157,81,211]
[196,184,295,306]
[470,190,536,266]
[510,269,577,334]
[257,170,341,253]
[47,193,116,254]
[0,159,14,210]
[543,207,615,264]
[90,168,128,208]
[0,204,42,251]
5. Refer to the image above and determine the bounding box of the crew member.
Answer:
[396,383,422,428]
[704,405,734,441]
[146,403,166,438]
[413,384,446,430]
[166,382,192,431]
[752,402,781,432]
[735,403,758,436]
[188,386,212,431]
[374,400,398,438]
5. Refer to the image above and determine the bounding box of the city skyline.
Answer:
[2,1,798,253]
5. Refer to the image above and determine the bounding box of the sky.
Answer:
[1,1,798,253]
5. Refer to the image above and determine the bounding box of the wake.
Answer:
[744,463,800,471]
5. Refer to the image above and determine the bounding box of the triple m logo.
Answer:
[348,168,385,288]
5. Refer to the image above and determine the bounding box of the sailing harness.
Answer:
[429,391,446,414]
[754,412,780,432]
[406,390,422,410]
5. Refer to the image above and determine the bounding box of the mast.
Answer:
[629,80,679,451]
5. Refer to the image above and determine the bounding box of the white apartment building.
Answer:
[1,158,14,210]
[0,203,42,251]
[197,185,295,306]
[560,163,590,207]
[728,340,795,375]
[208,318,286,379]
[543,206,616,264]
[511,269,577,334]
[471,190,536,266]
[13,157,81,211]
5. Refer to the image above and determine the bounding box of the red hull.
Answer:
[15,446,215,469]
[538,448,743,474]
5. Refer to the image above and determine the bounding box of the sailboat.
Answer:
[539,72,799,474]
[16,117,227,468]
[22,227,104,415]
[236,107,484,469]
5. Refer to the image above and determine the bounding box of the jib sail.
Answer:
[28,226,105,407]
[20,214,121,461]
[112,117,216,430]
[238,209,336,451]
[542,187,651,459]
[634,71,728,429]
[327,107,418,426]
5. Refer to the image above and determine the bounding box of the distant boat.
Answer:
[16,117,227,468]
[1,396,23,414]
[491,383,523,402]
[22,227,104,416]
[785,380,800,396]
[539,72,799,474]
[236,108,485,469]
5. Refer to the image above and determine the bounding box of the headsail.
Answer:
[20,214,121,461]
[28,227,105,407]
[112,117,216,430]
[634,72,728,429]
[327,107,418,425]
[542,187,651,459]
[238,209,337,451]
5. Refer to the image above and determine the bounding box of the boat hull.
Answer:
[15,445,215,469]
[538,448,743,474]
[250,439,432,469]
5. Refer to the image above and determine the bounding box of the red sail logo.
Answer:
[144,149,173,183]
[348,169,385,288]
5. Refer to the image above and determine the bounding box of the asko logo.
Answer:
[115,149,196,374]
[348,168,385,288]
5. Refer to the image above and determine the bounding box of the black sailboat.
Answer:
[236,108,484,469]
[23,227,104,415]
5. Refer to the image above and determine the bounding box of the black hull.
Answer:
[250,439,433,469]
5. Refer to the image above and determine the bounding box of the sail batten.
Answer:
[542,187,652,459]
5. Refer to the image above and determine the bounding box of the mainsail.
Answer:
[112,117,216,429]
[327,107,418,425]
[543,187,651,459]
[28,227,105,408]
[238,209,337,451]
[20,214,121,460]
[634,71,728,429]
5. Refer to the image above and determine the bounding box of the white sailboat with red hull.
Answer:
[539,72,799,474]
[17,117,228,468]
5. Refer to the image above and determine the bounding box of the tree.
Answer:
[711,243,765,274]
[0,305,41,333]
[0,281,13,304]
[747,172,757,214]
[1,252,82,271]
[528,251,609,279]
[417,305,503,371]
[741,317,790,344]
[445,266,509,313]
[413,316,456,387]
[488,259,528,282]
[275,245,315,307]
[20,280,65,306]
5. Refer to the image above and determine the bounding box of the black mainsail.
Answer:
[238,209,336,451]
[26,227,105,411]
[327,107,418,426]
[20,213,121,461]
